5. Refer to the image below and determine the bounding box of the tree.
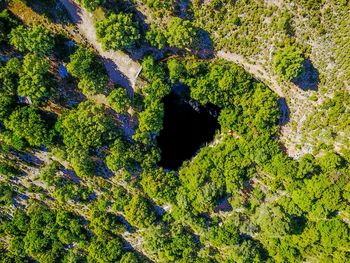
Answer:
[5,106,51,147]
[133,100,164,144]
[146,24,167,49]
[141,56,166,81]
[205,220,240,247]
[166,17,197,49]
[0,91,16,120]
[107,87,131,113]
[120,252,141,263]
[56,101,114,153]
[143,79,171,102]
[167,59,186,83]
[67,47,108,95]
[96,13,140,50]
[0,183,16,206]
[0,57,21,94]
[224,240,268,263]
[18,54,50,102]
[141,168,179,203]
[124,195,157,228]
[87,237,123,263]
[78,0,105,11]
[255,205,292,238]
[143,224,199,262]
[0,10,18,43]
[9,26,54,55]
[106,138,139,173]
[273,45,305,81]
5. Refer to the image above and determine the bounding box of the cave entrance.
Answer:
[157,92,219,170]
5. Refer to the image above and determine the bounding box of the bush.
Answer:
[96,13,140,50]
[107,87,131,113]
[166,17,197,49]
[273,45,305,81]
[67,47,108,95]
[124,195,157,228]
[9,26,54,55]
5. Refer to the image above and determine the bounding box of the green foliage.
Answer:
[0,161,21,179]
[39,162,92,203]
[89,207,126,237]
[107,87,131,113]
[5,106,51,147]
[0,91,16,120]
[96,13,140,50]
[141,168,179,203]
[145,0,173,9]
[133,100,164,144]
[223,239,268,263]
[112,185,131,212]
[77,0,106,11]
[179,136,254,213]
[0,58,21,94]
[255,205,292,238]
[106,137,153,173]
[57,101,114,153]
[186,60,254,107]
[144,224,199,262]
[9,26,54,55]
[218,83,280,138]
[204,219,240,247]
[0,10,18,42]
[18,54,51,102]
[67,47,107,95]
[0,182,16,206]
[124,195,157,228]
[273,45,305,81]
[5,206,87,262]
[120,252,141,263]
[166,17,197,49]
[146,24,167,49]
[143,79,171,103]
[141,56,166,81]
[167,59,186,83]
[87,237,123,263]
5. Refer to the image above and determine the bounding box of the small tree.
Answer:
[133,100,164,144]
[5,106,51,147]
[96,13,140,50]
[107,87,131,113]
[9,26,54,55]
[146,24,167,49]
[78,0,106,11]
[0,92,16,120]
[56,101,114,152]
[167,59,186,83]
[0,58,22,94]
[124,195,157,228]
[143,79,171,101]
[166,17,197,49]
[67,47,107,95]
[141,56,166,81]
[18,54,50,102]
[273,46,304,81]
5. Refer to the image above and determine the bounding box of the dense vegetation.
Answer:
[0,0,350,262]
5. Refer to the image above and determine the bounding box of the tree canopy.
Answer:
[9,26,54,55]
[273,45,305,81]
[166,17,197,49]
[96,13,140,50]
[5,106,51,147]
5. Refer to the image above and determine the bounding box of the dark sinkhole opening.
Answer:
[157,92,220,170]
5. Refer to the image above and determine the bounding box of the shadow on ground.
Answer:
[293,59,319,91]
[278,98,290,125]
